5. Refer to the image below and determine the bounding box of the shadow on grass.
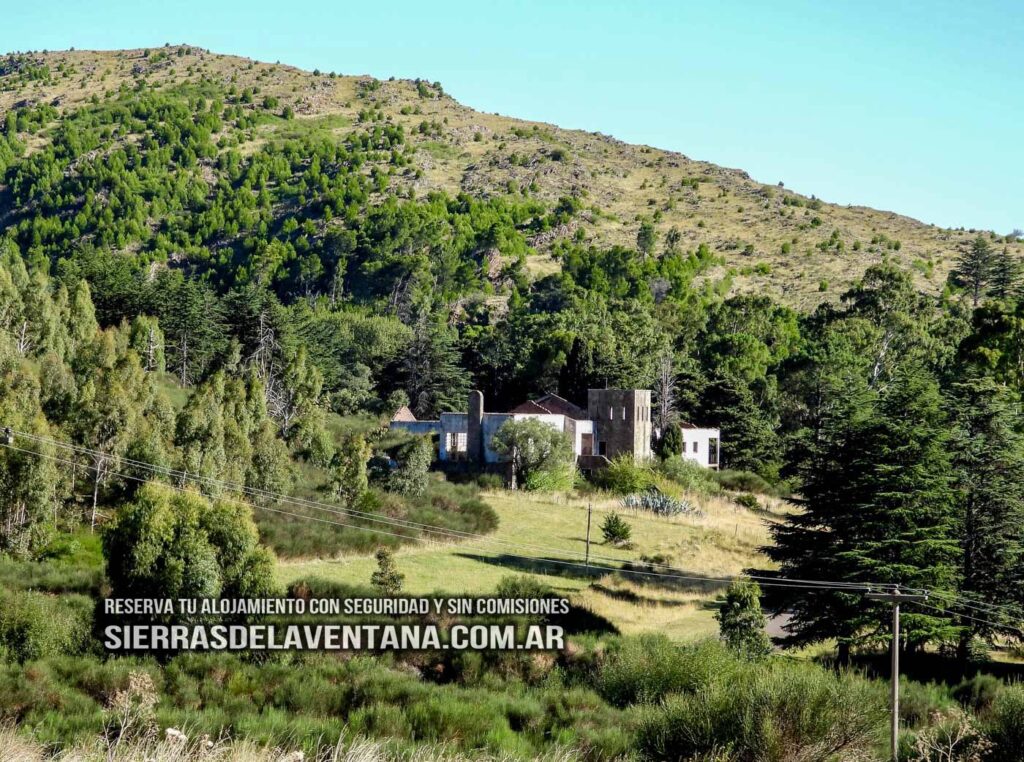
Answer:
[836,650,1024,685]
[590,582,696,608]
[454,553,732,596]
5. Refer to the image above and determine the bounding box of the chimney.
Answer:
[468,390,484,464]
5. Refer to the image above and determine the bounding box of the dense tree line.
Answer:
[2,80,1024,662]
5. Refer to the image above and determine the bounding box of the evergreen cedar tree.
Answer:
[601,512,632,545]
[0,80,1023,659]
[716,579,772,659]
[371,547,404,595]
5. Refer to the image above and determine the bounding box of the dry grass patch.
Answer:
[277,486,785,640]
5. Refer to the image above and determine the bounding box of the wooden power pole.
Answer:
[584,502,593,570]
[865,587,928,762]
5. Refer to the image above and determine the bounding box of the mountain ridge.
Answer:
[1,44,1018,306]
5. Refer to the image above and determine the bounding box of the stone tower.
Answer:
[587,389,653,461]
[467,390,484,464]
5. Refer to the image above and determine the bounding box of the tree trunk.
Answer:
[179,334,189,385]
[836,640,851,666]
[91,457,105,532]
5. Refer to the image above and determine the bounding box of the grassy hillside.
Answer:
[279,487,786,641]
[1,45,1017,307]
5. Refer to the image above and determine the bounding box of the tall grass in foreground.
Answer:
[0,726,583,761]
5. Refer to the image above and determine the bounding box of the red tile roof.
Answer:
[509,393,587,419]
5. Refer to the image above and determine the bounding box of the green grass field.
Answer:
[277,487,785,640]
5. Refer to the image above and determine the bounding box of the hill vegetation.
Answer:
[1,45,1020,308]
[4,43,1024,760]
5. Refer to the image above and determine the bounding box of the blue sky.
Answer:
[3,0,1021,232]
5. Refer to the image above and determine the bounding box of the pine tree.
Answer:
[716,579,771,658]
[989,247,1023,301]
[370,547,404,595]
[658,423,683,459]
[948,375,1024,661]
[767,348,876,659]
[700,374,781,480]
[636,220,658,260]
[842,367,960,649]
[953,236,997,306]
[769,363,959,656]
[601,512,632,545]
[151,274,226,385]
[402,302,469,419]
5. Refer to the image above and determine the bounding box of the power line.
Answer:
[0,435,900,594]
[923,588,1024,620]
[6,428,886,593]
[12,432,1024,624]
[910,599,1014,634]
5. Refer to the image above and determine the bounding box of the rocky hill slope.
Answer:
[1,45,1015,306]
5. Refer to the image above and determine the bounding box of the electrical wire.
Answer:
[2,426,991,602]
[5,428,888,592]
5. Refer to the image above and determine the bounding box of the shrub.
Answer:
[953,673,1003,714]
[102,482,277,610]
[0,589,93,663]
[657,457,721,496]
[495,575,554,599]
[524,461,576,492]
[734,493,760,510]
[715,469,776,495]
[597,456,655,494]
[900,678,956,729]
[636,659,886,761]
[600,513,632,545]
[476,473,504,490]
[911,708,992,762]
[597,636,736,707]
[985,683,1024,761]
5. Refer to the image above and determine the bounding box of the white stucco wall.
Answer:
[681,428,720,468]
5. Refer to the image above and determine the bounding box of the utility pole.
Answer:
[865,587,928,762]
[584,502,592,570]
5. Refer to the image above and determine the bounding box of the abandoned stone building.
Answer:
[389,389,720,472]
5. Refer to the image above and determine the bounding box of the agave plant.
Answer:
[621,489,701,517]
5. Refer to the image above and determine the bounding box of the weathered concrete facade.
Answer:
[587,389,653,461]
[391,389,667,473]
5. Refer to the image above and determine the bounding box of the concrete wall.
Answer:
[394,390,668,471]
[587,389,653,461]
[389,421,441,437]
[681,428,720,469]
[481,413,514,463]
[438,412,468,461]
[482,412,580,462]
[467,391,484,464]
[569,418,593,456]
